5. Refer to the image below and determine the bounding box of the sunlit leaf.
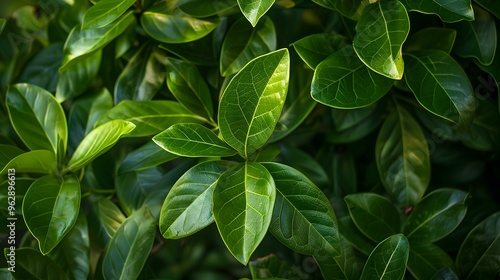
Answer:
[81,0,136,30]
[237,0,275,27]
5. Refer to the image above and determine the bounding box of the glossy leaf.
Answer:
[0,150,57,175]
[18,43,62,92]
[89,197,126,246]
[97,100,206,137]
[141,4,220,44]
[311,0,370,19]
[166,57,214,120]
[102,205,156,280]
[263,162,341,257]
[400,0,474,22]
[220,16,276,77]
[219,49,290,158]
[238,0,275,27]
[179,0,238,17]
[376,104,430,206]
[292,33,349,69]
[407,244,456,280]
[315,235,360,280]
[353,0,410,80]
[312,46,394,108]
[404,28,457,54]
[451,5,497,65]
[66,120,135,172]
[82,0,136,30]
[118,140,178,173]
[403,189,469,243]
[458,98,500,151]
[360,234,409,280]
[249,254,294,279]
[213,162,276,265]
[456,212,500,279]
[153,123,236,157]
[9,248,68,280]
[7,84,67,157]
[23,175,80,255]
[160,160,236,239]
[345,193,401,243]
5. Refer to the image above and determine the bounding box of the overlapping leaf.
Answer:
[407,244,456,280]
[81,0,136,30]
[9,248,68,280]
[292,33,349,69]
[0,150,57,174]
[360,234,409,280]
[179,0,238,17]
[119,140,178,173]
[312,0,370,19]
[237,0,275,26]
[404,28,457,53]
[18,43,62,92]
[400,0,474,22]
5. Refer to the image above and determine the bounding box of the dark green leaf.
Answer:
[160,160,236,239]
[403,188,469,243]
[456,212,500,279]
[153,123,236,157]
[311,0,370,20]
[407,244,456,280]
[66,120,135,172]
[338,216,376,255]
[327,106,384,143]
[315,235,360,280]
[8,248,68,280]
[400,0,474,22]
[82,0,136,30]
[179,0,238,17]
[220,16,276,77]
[292,33,349,69]
[263,162,341,257]
[249,254,293,279]
[0,178,33,217]
[0,144,25,170]
[360,234,409,280]
[376,104,430,206]
[474,0,500,19]
[0,150,57,175]
[458,98,500,151]
[23,175,80,255]
[18,43,62,92]
[89,197,126,246]
[331,103,377,132]
[353,0,410,80]
[431,268,460,280]
[312,46,394,108]
[275,146,328,187]
[97,100,206,137]
[404,28,457,53]
[213,162,276,265]
[219,49,289,158]
[332,151,357,195]
[345,193,401,243]
[118,140,178,173]
[102,205,156,280]
[237,0,275,27]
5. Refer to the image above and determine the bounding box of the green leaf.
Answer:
[249,254,293,279]
[327,105,385,143]
[118,140,178,173]
[18,43,63,92]
[311,0,370,20]
[338,215,376,256]
[179,0,238,17]
[332,151,357,196]
[404,28,457,54]
[353,0,410,80]
[141,4,220,44]
[0,268,12,280]
[458,98,500,151]
[400,0,474,22]
[315,235,360,280]
[263,162,341,257]
[0,150,57,175]
[456,212,500,279]
[7,84,67,157]
[213,162,276,265]
[450,5,497,65]
[407,244,456,280]
[97,100,206,137]
[153,123,236,157]
[0,144,26,167]
[237,0,275,27]
[8,248,69,280]
[114,44,167,103]
[431,268,460,280]
[66,120,135,172]
[56,49,102,102]
[0,178,33,217]
[345,193,401,243]
[219,49,290,158]
[60,11,135,70]
[166,57,214,120]
[160,160,236,239]
[475,0,500,19]
[220,16,276,77]
[331,103,377,131]
[403,189,469,243]
[23,175,81,255]
[375,104,430,206]
[275,146,329,187]
[312,46,394,108]
[82,0,136,30]
[102,205,156,280]
[360,234,409,280]
[88,197,126,247]
[0,18,5,35]
[292,33,349,69]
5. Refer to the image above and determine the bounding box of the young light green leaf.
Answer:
[407,244,456,280]
[220,16,276,76]
[353,0,410,80]
[360,234,409,280]
[102,205,156,280]
[160,160,236,239]
[18,43,63,92]
[400,0,474,22]
[166,57,214,120]
[8,248,69,280]
[237,0,275,27]
[7,84,67,157]
[141,4,220,43]
[262,162,341,258]
[404,28,457,54]
[311,0,371,20]
[213,162,276,265]
[81,0,136,30]
[376,104,430,206]
[23,175,81,255]
[345,193,402,243]
[456,212,500,279]
[119,140,178,173]
[450,5,497,66]
[292,33,349,69]
[403,189,469,243]
[219,49,290,158]
[97,100,206,137]
[312,46,394,108]
[0,150,57,175]
[66,120,135,172]
[153,123,236,157]
[404,50,475,127]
